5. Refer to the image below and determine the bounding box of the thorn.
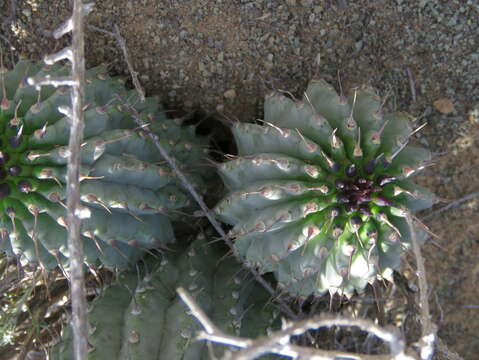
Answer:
[409,122,427,137]
[86,263,103,288]
[299,225,320,255]
[377,175,397,187]
[80,175,104,181]
[320,151,337,171]
[303,91,316,114]
[354,127,362,157]
[337,70,344,98]
[295,128,317,153]
[276,88,298,101]
[110,240,130,262]
[34,121,49,139]
[380,88,393,111]
[367,243,376,265]
[17,124,23,138]
[85,194,112,214]
[143,248,159,259]
[224,153,239,160]
[393,186,415,197]
[10,100,23,126]
[31,212,50,294]
[257,119,286,137]
[330,128,342,149]
[372,120,389,145]
[54,252,70,281]
[7,212,18,241]
[58,200,68,210]
[349,90,357,119]
[124,205,144,223]
[389,140,409,161]
[412,214,440,240]
[87,232,105,255]
[99,131,135,146]
[27,151,52,161]
[402,162,434,177]
[35,85,42,107]
[378,213,402,238]
[347,248,355,280]
[378,120,389,136]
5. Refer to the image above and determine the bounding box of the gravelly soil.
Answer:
[1,0,478,358]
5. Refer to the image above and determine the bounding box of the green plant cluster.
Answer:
[51,235,279,360]
[0,59,435,357]
[0,60,208,269]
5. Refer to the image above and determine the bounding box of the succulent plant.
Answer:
[51,235,279,360]
[0,60,208,269]
[215,80,436,297]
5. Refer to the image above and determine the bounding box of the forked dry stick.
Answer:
[177,286,415,360]
[173,216,439,360]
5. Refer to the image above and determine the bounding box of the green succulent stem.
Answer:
[216,80,436,297]
[0,60,209,269]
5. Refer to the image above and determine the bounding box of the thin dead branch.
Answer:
[62,2,89,358]
[112,25,145,102]
[406,214,437,360]
[27,2,95,359]
[87,24,145,101]
[406,67,416,103]
[422,191,479,221]
[435,338,465,360]
[111,29,298,320]
[122,99,297,319]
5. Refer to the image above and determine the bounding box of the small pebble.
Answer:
[224,89,237,99]
[433,98,455,114]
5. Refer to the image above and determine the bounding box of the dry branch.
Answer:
[177,287,416,360]
[27,2,94,359]
[109,24,298,320]
[65,2,88,358]
[422,190,479,221]
[406,214,437,360]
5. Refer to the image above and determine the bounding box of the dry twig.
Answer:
[406,67,417,103]
[27,2,95,359]
[406,214,437,360]
[422,190,479,220]
[64,4,89,358]
[111,26,298,320]
[122,99,297,320]
[112,25,145,102]
[435,338,464,360]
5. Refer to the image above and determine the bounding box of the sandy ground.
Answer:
[1,0,478,358]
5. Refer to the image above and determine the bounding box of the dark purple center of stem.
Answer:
[335,176,386,214]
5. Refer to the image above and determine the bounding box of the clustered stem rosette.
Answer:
[51,235,278,360]
[215,80,436,297]
[0,60,208,269]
